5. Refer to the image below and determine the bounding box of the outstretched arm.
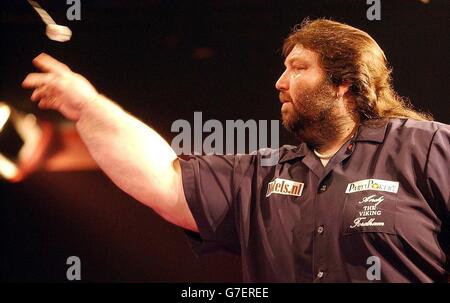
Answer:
[22,53,197,232]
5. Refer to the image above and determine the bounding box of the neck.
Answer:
[299,98,359,155]
[314,119,358,155]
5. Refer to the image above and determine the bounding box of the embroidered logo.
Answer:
[350,194,386,229]
[345,179,399,194]
[266,178,304,197]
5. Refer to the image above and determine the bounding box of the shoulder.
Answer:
[386,118,449,140]
[379,119,450,166]
[250,145,299,157]
[248,144,301,165]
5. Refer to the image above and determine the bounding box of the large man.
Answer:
[22,19,449,282]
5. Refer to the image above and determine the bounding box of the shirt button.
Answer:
[317,271,324,279]
[319,184,327,192]
[317,225,324,234]
[346,143,354,154]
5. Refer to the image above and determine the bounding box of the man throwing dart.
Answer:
[22,19,450,282]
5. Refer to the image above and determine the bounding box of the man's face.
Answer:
[275,44,338,136]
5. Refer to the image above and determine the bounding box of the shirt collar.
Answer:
[353,118,389,143]
[277,119,390,164]
[278,143,308,163]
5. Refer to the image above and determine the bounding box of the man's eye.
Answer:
[293,66,306,70]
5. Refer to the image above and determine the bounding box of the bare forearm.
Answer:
[76,95,179,211]
[22,53,196,231]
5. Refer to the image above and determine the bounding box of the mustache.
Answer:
[279,92,293,103]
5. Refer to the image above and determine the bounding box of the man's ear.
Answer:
[337,82,352,98]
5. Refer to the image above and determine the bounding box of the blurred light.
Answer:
[0,102,47,182]
[0,103,11,132]
[0,153,19,180]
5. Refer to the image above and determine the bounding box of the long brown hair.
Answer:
[282,18,432,122]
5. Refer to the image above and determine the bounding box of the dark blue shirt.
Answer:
[179,118,450,282]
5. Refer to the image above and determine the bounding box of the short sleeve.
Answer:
[425,125,450,218]
[178,154,253,255]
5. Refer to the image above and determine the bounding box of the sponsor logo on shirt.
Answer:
[266,178,304,197]
[345,179,399,194]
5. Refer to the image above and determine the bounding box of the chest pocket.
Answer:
[342,191,397,235]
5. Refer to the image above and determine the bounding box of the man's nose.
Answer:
[275,70,289,91]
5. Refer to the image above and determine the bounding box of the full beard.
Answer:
[280,79,348,149]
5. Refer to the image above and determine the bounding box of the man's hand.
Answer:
[22,53,99,121]
[21,53,197,231]
[22,53,197,232]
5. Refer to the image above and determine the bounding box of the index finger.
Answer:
[22,73,54,89]
[32,53,71,74]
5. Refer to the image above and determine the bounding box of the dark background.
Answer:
[0,0,448,282]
